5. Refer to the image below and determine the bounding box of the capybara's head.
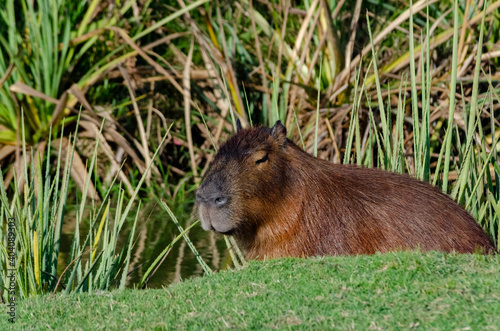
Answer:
[196,121,289,235]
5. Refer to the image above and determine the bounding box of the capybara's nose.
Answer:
[196,191,227,207]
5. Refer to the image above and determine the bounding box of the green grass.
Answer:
[4,251,500,329]
[1,0,499,303]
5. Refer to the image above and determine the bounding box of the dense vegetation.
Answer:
[0,0,499,300]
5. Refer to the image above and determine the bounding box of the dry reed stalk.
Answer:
[7,83,105,197]
[286,3,322,127]
[178,0,247,165]
[305,27,329,85]
[0,62,14,89]
[142,33,190,51]
[256,0,307,16]
[215,1,246,122]
[49,91,69,128]
[299,3,322,83]
[290,0,319,81]
[482,51,500,60]
[429,8,453,36]
[79,121,134,195]
[458,51,476,78]
[58,137,100,199]
[109,27,197,108]
[457,0,471,66]
[198,49,230,144]
[298,6,322,74]
[249,0,271,113]
[276,2,289,81]
[319,0,342,93]
[118,64,152,185]
[374,1,500,80]
[146,94,153,140]
[336,0,440,87]
[184,39,199,181]
[344,0,362,84]
[324,116,340,163]
[57,28,106,50]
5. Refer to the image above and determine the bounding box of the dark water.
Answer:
[60,203,230,289]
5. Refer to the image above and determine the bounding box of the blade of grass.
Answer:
[451,3,487,202]
[138,221,200,288]
[366,13,389,166]
[159,199,213,275]
[118,202,140,290]
[441,0,460,192]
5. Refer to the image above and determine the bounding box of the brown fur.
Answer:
[196,121,496,260]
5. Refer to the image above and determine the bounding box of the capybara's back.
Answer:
[196,121,496,259]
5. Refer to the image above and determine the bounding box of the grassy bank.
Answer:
[5,251,500,329]
[1,0,499,301]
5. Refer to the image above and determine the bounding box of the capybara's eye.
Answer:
[255,153,269,165]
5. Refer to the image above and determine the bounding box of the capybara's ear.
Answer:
[236,119,242,132]
[271,120,287,146]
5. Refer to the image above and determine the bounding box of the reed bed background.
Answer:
[1,0,499,299]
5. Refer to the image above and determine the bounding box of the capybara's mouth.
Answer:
[211,220,237,235]
[197,204,236,234]
[216,228,236,235]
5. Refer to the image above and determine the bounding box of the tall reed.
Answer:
[0,117,171,300]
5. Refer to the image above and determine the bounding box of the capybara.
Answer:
[196,121,495,259]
